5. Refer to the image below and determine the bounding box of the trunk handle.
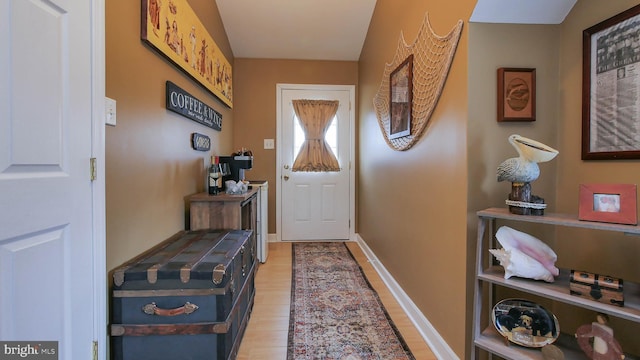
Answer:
[142,302,199,316]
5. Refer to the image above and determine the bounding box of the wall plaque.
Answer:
[191,133,211,151]
[166,81,222,131]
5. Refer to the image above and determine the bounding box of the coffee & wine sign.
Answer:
[166,81,222,131]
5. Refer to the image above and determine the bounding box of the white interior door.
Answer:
[277,85,354,241]
[0,1,104,359]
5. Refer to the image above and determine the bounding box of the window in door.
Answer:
[293,115,338,163]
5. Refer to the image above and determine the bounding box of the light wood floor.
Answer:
[237,242,437,359]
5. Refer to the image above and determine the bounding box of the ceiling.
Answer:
[215,0,577,62]
[470,0,577,25]
[215,0,376,61]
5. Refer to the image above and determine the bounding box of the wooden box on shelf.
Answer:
[569,270,624,307]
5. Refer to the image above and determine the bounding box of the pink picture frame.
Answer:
[578,183,637,225]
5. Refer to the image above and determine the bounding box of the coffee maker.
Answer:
[219,155,253,188]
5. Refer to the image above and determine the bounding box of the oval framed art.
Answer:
[491,298,560,348]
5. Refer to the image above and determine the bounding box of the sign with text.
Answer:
[166,81,222,131]
[1,341,58,359]
[191,132,211,151]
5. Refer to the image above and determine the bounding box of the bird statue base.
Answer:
[506,182,546,216]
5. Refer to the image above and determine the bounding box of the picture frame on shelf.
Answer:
[389,54,413,139]
[497,68,536,122]
[578,183,637,225]
[582,4,640,160]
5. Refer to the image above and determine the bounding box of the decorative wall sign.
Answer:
[191,133,211,151]
[142,0,233,107]
[166,81,222,131]
[373,13,463,151]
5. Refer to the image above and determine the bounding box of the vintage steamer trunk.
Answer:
[570,270,624,307]
[110,229,256,360]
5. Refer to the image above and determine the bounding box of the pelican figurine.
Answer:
[497,134,558,183]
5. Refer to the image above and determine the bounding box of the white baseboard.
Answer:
[267,233,277,243]
[355,234,458,360]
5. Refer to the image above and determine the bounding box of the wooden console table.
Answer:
[188,188,258,232]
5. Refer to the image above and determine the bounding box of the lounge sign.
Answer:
[166,81,222,131]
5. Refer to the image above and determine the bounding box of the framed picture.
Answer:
[389,54,413,139]
[578,183,637,225]
[141,0,233,108]
[497,68,536,122]
[582,5,640,160]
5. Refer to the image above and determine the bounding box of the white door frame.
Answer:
[92,1,108,358]
[275,84,355,242]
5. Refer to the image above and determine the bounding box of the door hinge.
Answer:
[90,158,97,181]
[92,341,98,360]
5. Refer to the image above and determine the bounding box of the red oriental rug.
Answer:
[287,242,415,360]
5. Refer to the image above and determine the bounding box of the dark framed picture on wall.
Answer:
[497,68,536,122]
[389,54,413,139]
[582,4,640,160]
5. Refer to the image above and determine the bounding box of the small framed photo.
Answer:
[579,183,637,225]
[497,68,536,122]
[389,54,413,139]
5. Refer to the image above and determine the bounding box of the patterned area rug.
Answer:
[287,242,415,360]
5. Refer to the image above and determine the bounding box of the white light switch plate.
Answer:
[105,97,116,126]
[264,138,275,149]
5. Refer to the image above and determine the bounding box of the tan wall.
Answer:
[232,59,358,233]
[554,0,640,354]
[105,0,234,270]
[467,21,562,357]
[358,0,474,357]
[467,23,560,214]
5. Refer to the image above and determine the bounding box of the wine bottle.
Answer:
[208,156,220,195]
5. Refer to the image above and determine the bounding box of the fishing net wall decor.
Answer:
[374,14,463,151]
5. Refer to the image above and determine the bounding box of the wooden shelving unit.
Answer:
[472,207,640,359]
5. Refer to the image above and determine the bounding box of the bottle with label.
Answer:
[208,156,220,195]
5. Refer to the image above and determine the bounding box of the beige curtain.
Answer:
[291,99,340,172]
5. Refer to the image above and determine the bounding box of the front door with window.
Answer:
[278,85,354,241]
